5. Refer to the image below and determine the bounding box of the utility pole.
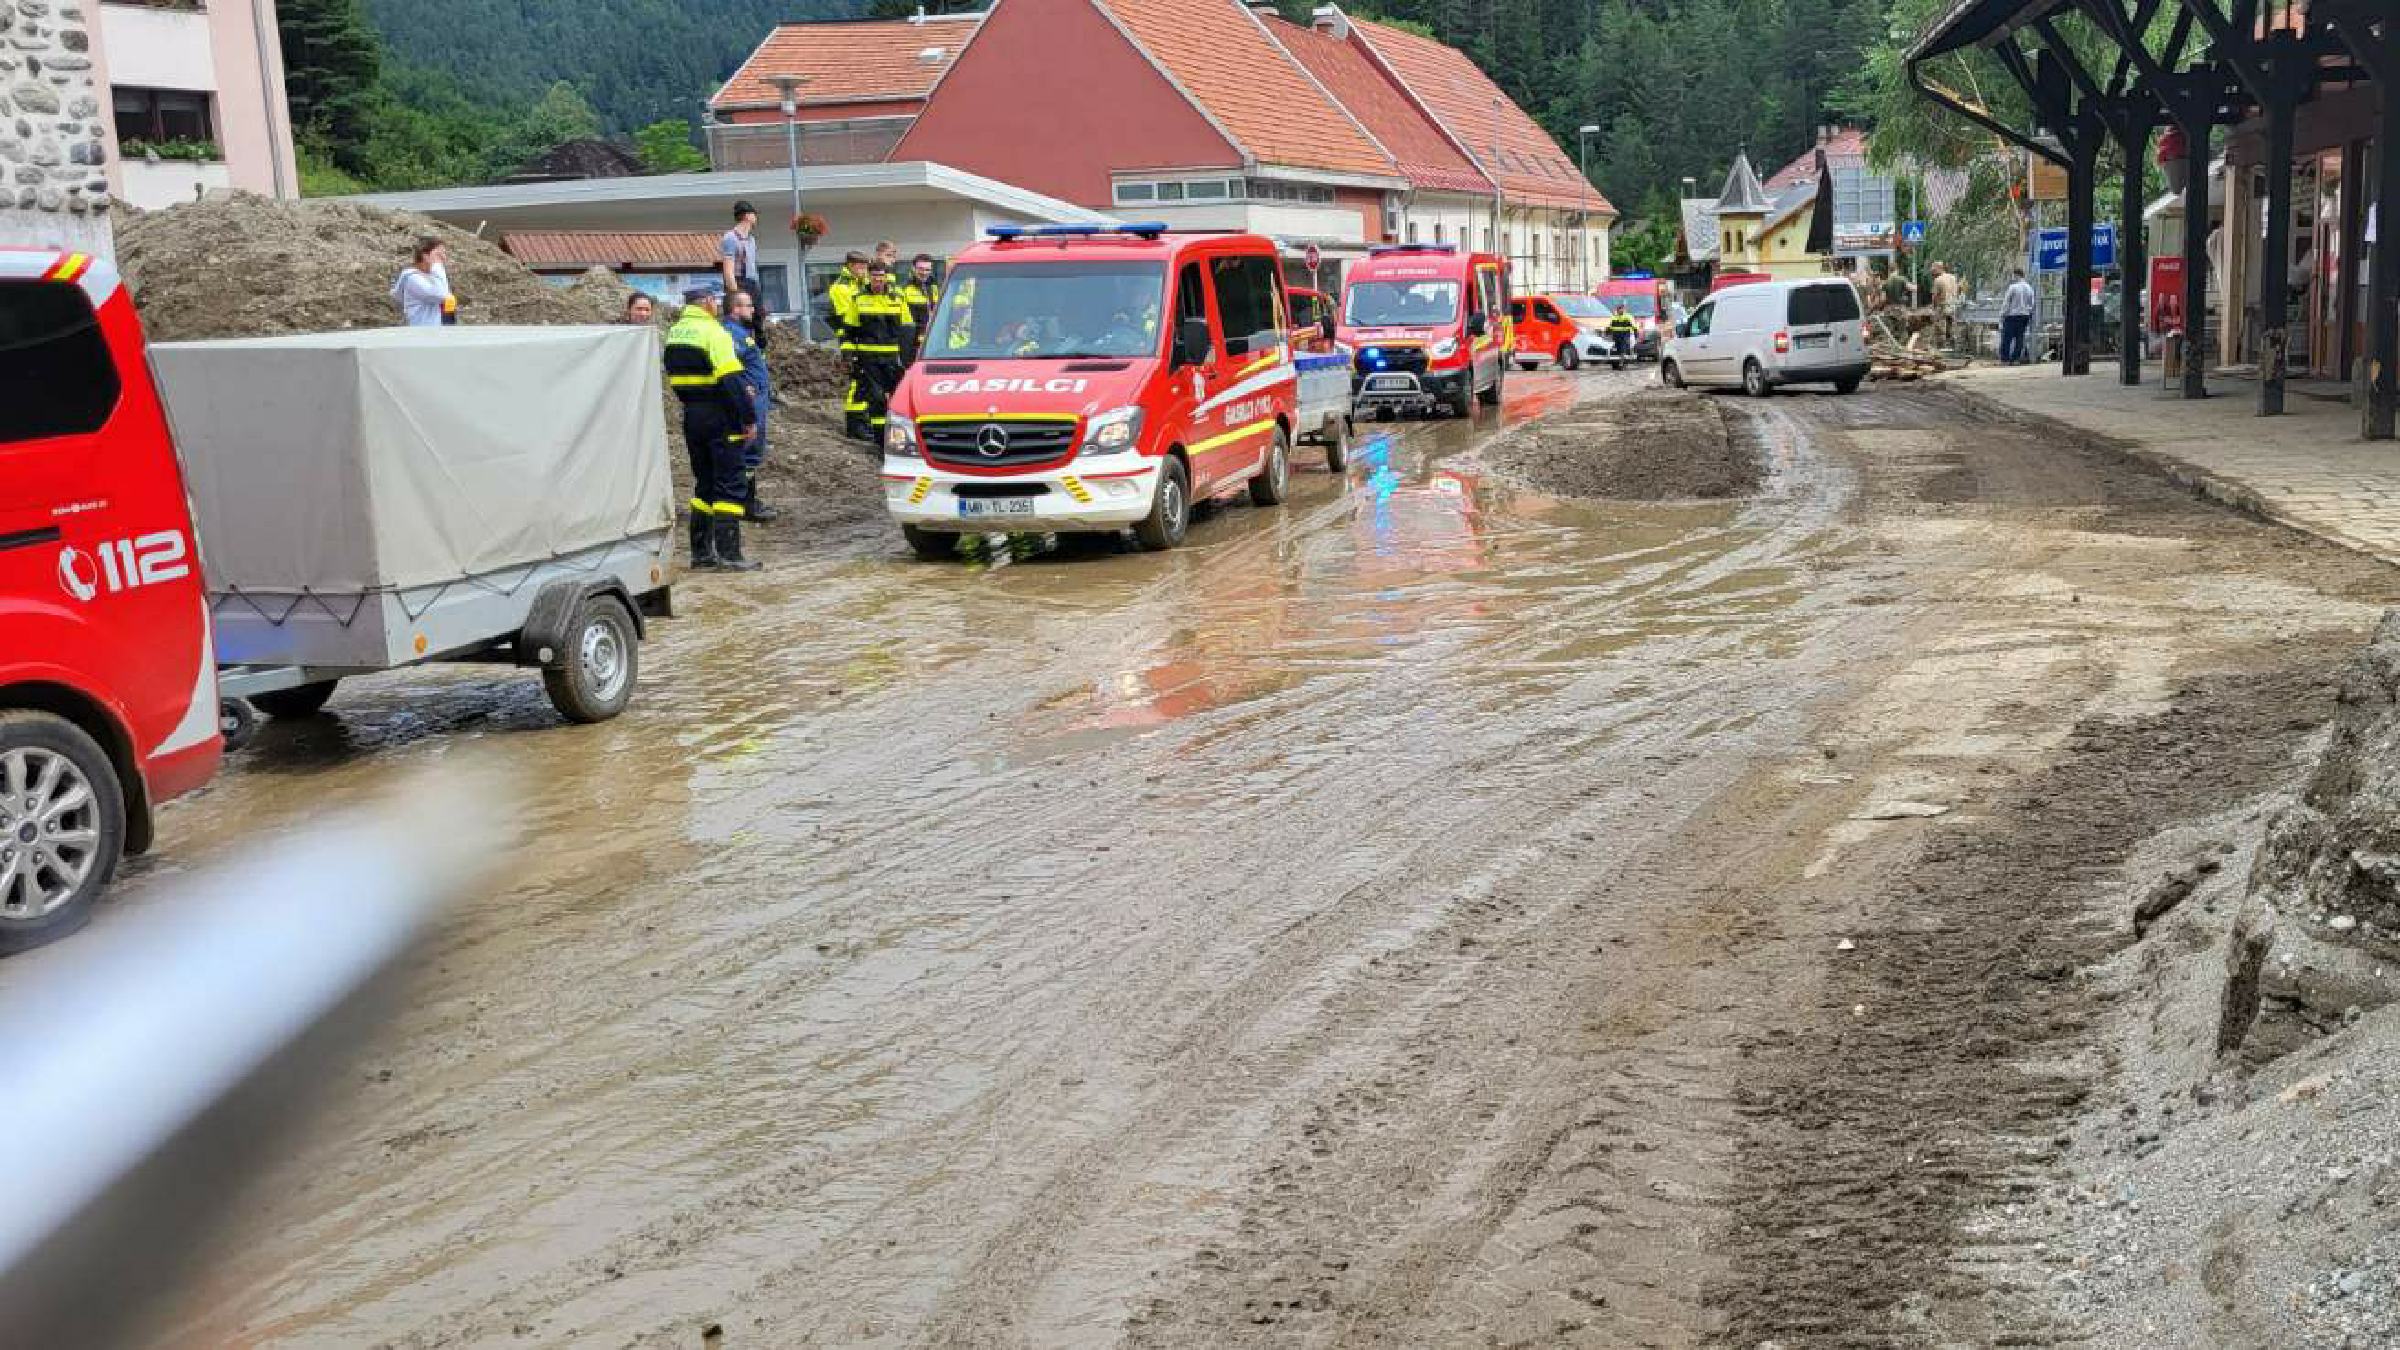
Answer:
[1577,124,1600,292]
[772,75,814,342]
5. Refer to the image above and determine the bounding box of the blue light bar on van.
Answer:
[986,221,1170,241]
[1368,243,1458,256]
[1615,270,1656,280]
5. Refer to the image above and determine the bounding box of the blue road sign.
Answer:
[1901,220,1927,245]
[2035,225,2118,272]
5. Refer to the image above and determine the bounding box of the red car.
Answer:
[0,249,222,950]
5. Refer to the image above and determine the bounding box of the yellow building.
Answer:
[1680,148,1843,286]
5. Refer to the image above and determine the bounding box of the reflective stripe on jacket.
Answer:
[664,307,750,422]
[850,291,915,359]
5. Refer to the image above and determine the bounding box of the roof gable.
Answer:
[1766,128,1869,190]
[1716,150,1771,214]
[1260,14,1490,196]
[1095,0,1400,183]
[714,16,983,112]
[1344,14,1611,215]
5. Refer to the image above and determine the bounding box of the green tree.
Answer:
[634,119,708,174]
[277,0,383,173]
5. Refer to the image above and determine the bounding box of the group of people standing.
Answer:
[828,242,941,444]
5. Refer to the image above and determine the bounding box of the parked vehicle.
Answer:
[1287,285,1338,354]
[161,326,677,738]
[1508,293,1606,370]
[1338,243,1509,418]
[883,224,1312,555]
[1660,278,1871,397]
[1595,277,1672,360]
[0,249,223,950]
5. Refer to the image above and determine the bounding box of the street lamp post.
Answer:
[1577,124,1600,291]
[770,74,813,342]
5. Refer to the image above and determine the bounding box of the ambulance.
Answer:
[883,224,1304,556]
[1337,243,1510,418]
[0,250,222,951]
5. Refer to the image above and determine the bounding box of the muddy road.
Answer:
[59,372,2399,1347]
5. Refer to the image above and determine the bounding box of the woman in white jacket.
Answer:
[392,237,452,327]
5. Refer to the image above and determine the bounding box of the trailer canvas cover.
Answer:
[152,326,672,597]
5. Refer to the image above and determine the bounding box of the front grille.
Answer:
[923,419,1079,469]
[1356,345,1428,377]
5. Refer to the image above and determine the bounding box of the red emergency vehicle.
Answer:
[883,224,1302,555]
[1338,244,1509,418]
[0,249,221,950]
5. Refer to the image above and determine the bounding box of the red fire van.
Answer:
[1337,243,1509,418]
[881,224,1304,555]
[0,249,222,950]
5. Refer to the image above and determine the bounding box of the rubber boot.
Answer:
[688,512,719,570]
[712,518,762,573]
[745,474,781,523]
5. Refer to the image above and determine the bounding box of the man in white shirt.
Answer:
[2000,268,2038,364]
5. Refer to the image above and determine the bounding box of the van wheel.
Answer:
[1444,384,1473,418]
[1477,367,1504,407]
[1743,360,1773,398]
[542,593,639,724]
[250,680,339,720]
[902,525,955,561]
[1249,427,1291,506]
[1322,417,1350,473]
[1135,456,1190,551]
[0,711,125,954]
[1833,374,1864,395]
[1557,344,1581,371]
[1660,359,1686,389]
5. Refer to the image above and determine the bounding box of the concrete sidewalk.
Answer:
[1945,364,2400,568]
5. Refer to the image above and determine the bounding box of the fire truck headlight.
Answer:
[1082,405,1143,457]
[885,413,920,458]
[1430,337,1460,359]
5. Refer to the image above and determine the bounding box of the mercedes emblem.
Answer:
[976,424,1012,458]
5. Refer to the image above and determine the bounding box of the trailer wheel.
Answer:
[543,593,639,724]
[0,710,125,954]
[218,699,258,751]
[1322,417,1350,473]
[250,680,339,720]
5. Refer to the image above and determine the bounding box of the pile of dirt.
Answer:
[115,194,615,339]
[116,194,879,529]
[1476,388,1757,500]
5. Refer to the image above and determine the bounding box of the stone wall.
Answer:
[0,0,110,252]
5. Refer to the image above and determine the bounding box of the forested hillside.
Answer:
[363,0,867,135]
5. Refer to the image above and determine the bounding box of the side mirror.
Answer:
[1467,312,1489,338]
[1177,316,1212,368]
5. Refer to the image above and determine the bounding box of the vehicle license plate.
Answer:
[1367,374,1414,392]
[959,498,1038,520]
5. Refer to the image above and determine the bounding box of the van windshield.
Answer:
[1345,280,1460,327]
[926,261,1168,359]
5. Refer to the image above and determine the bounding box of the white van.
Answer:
[1661,279,1870,397]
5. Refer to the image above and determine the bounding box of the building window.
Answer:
[113,87,215,149]
[1186,179,1229,201]
[1408,221,1420,243]
[1115,182,1157,204]
[1434,222,1446,244]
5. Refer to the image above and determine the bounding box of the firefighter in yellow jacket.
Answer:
[851,262,915,447]
[827,251,872,440]
[662,283,761,572]
[899,254,942,357]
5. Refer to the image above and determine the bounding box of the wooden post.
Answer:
[2259,90,2296,415]
[2183,118,2213,399]
[2066,139,2098,376]
[2371,96,2398,440]
[2338,138,2365,384]
[2119,121,2149,385]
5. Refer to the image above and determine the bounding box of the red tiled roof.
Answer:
[502,231,723,271]
[1347,16,1612,215]
[713,16,982,111]
[1260,14,1490,195]
[1096,0,1400,183]
[1766,128,1869,190]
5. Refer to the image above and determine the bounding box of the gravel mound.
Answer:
[1478,388,1757,500]
[116,194,875,528]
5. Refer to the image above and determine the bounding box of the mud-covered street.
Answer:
[83,372,2399,1346]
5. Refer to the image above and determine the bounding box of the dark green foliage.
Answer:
[364,0,870,134]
